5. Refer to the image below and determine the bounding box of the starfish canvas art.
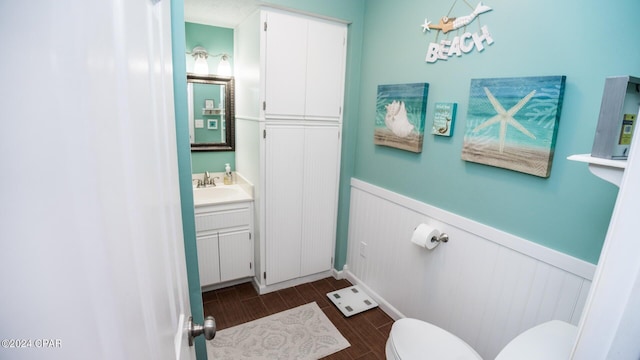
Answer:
[461,76,566,177]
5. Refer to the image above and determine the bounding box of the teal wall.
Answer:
[185,22,235,174]
[352,0,640,264]
[185,22,234,75]
[173,5,639,339]
[170,2,207,359]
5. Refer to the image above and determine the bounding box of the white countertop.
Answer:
[192,172,254,207]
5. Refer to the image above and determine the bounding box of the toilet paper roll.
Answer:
[411,223,441,250]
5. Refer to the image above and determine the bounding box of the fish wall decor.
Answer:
[421,2,495,64]
[421,2,492,34]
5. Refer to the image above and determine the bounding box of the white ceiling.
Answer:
[184,0,261,28]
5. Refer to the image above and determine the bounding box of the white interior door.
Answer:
[0,1,195,359]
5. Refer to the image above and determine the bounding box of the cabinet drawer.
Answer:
[195,206,251,233]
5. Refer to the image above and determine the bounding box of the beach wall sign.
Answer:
[461,76,567,178]
[421,2,494,64]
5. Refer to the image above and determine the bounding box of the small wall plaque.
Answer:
[432,102,457,136]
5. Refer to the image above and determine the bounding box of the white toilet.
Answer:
[385,318,577,359]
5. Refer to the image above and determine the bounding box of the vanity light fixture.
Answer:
[191,46,209,75]
[216,54,232,76]
[187,47,231,76]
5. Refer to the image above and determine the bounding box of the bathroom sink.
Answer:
[193,184,252,206]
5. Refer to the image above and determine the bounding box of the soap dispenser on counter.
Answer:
[223,163,233,185]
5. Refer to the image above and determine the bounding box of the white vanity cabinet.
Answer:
[195,201,254,287]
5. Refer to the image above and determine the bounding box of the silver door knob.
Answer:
[188,315,216,346]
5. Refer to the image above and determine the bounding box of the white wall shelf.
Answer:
[202,108,223,115]
[567,153,627,187]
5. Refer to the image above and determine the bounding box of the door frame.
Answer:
[170,0,208,359]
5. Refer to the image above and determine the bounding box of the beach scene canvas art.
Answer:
[374,83,429,153]
[461,76,566,177]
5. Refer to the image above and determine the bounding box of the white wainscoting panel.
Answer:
[346,179,595,359]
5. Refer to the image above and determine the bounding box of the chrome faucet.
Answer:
[199,172,217,187]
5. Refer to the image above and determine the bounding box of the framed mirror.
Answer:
[187,73,235,151]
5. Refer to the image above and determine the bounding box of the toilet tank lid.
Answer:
[390,318,482,359]
[495,320,577,360]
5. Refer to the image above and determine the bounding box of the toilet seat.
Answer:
[495,320,577,360]
[386,318,578,360]
[386,318,482,359]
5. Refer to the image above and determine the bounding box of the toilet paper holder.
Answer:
[412,224,450,249]
[431,233,449,244]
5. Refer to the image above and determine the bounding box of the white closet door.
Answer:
[265,125,305,284]
[263,11,307,117]
[305,20,347,119]
[219,230,253,282]
[301,126,341,277]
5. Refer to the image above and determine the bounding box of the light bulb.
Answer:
[217,55,231,76]
[191,47,209,75]
[194,56,209,75]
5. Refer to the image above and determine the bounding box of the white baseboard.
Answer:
[331,265,347,280]
[344,269,404,321]
[201,277,253,292]
[254,270,334,295]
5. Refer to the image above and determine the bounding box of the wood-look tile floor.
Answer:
[203,277,393,359]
